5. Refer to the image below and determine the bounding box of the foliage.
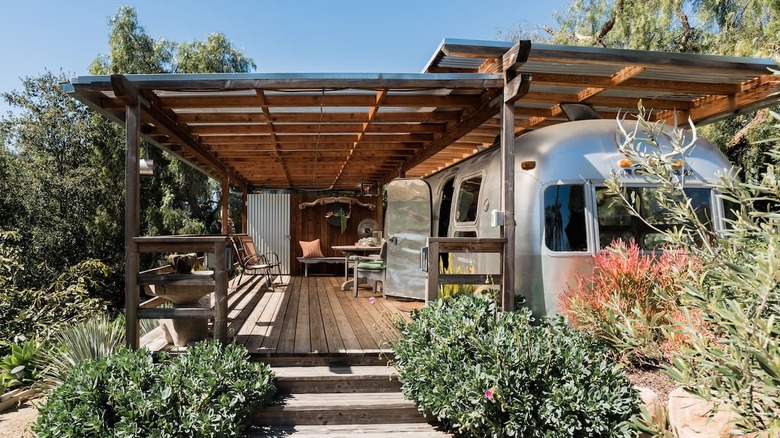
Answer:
[0,231,111,356]
[34,341,276,437]
[0,5,255,333]
[0,338,43,390]
[89,6,253,244]
[392,295,640,437]
[438,256,477,300]
[540,0,780,56]
[325,207,351,234]
[35,315,125,389]
[0,72,126,292]
[560,239,706,366]
[609,108,780,433]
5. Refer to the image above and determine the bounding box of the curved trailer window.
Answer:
[595,187,713,250]
[544,185,588,252]
[455,175,482,223]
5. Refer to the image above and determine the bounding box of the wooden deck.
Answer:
[141,275,424,357]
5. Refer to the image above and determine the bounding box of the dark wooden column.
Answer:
[500,41,532,312]
[221,178,229,235]
[123,95,141,347]
[241,188,248,233]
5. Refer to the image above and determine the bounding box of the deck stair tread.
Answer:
[274,365,397,380]
[269,391,415,409]
[246,423,451,437]
[274,365,400,393]
[255,391,427,426]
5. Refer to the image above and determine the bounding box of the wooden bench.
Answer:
[297,256,346,277]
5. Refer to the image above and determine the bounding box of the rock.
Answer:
[668,387,740,437]
[636,386,665,434]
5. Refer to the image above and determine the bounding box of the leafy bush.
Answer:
[34,341,276,437]
[0,338,43,390]
[392,295,639,437]
[560,239,706,366]
[0,230,111,355]
[610,107,780,433]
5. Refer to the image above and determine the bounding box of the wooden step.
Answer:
[273,365,400,393]
[254,392,426,426]
[254,353,393,367]
[246,423,451,437]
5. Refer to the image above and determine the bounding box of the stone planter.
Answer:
[149,254,214,347]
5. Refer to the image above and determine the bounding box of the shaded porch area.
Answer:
[141,275,423,358]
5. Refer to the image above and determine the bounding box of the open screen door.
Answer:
[383,179,432,300]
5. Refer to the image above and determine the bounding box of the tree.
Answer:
[91,7,253,241]
[0,72,125,291]
[0,5,255,314]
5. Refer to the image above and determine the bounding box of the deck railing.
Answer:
[131,235,231,347]
[422,237,506,303]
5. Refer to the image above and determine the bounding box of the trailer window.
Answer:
[544,185,587,252]
[455,176,482,223]
[595,187,713,249]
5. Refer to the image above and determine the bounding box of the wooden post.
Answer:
[425,238,439,303]
[124,99,141,348]
[499,41,531,312]
[242,188,248,234]
[501,82,517,312]
[221,178,229,235]
[213,239,228,344]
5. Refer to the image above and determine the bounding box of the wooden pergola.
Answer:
[64,39,780,347]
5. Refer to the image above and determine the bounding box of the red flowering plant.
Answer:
[560,239,710,367]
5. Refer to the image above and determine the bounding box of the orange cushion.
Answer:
[299,239,324,258]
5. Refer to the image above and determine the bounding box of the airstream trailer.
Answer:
[382,118,731,317]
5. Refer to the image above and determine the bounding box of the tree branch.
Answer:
[676,6,693,52]
[595,0,625,47]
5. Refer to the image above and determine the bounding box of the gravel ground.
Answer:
[0,401,38,438]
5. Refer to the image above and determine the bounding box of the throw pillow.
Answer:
[299,239,324,258]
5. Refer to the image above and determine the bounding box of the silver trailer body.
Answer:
[385,119,732,316]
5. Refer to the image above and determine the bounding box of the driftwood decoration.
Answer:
[298,196,375,210]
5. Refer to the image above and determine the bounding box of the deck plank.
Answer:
[308,278,328,354]
[323,277,361,352]
[334,283,379,351]
[293,277,312,353]
[235,287,273,348]
[277,277,302,354]
[317,277,347,353]
[258,280,295,353]
[245,284,286,352]
[351,290,392,349]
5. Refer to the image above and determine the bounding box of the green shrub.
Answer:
[34,341,276,437]
[0,338,43,390]
[392,295,639,437]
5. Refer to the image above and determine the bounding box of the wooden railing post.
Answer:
[424,237,506,303]
[213,239,228,344]
[134,236,231,347]
[425,239,439,303]
[124,98,141,349]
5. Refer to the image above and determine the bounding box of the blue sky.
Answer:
[0,0,568,115]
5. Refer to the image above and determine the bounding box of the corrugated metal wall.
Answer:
[247,193,291,274]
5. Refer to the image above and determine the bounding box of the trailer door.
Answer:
[384,179,432,300]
